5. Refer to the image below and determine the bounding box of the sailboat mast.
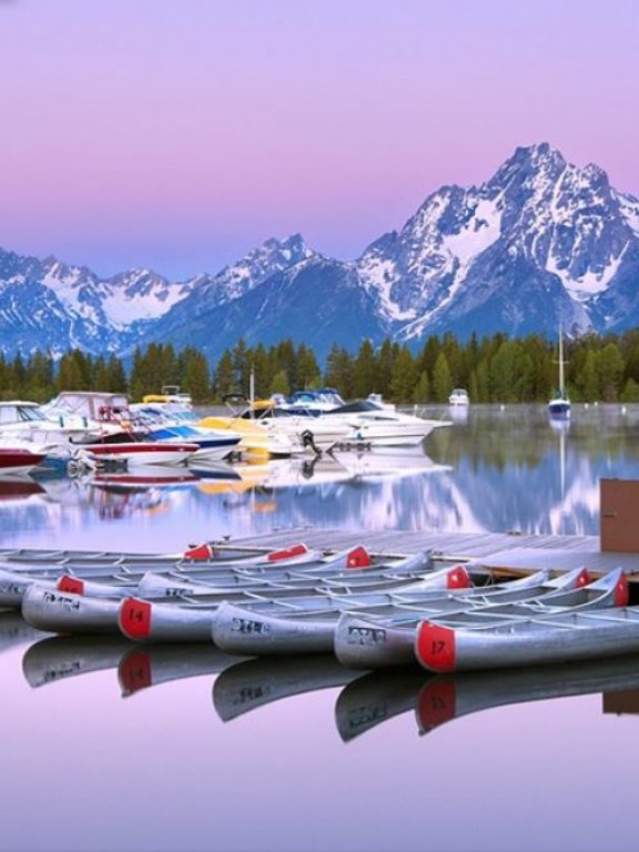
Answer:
[558,326,565,397]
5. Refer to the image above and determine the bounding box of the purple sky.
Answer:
[0,0,637,279]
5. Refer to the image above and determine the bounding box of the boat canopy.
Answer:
[46,392,130,421]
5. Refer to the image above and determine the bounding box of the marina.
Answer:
[2,402,639,851]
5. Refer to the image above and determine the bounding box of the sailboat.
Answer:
[548,325,571,418]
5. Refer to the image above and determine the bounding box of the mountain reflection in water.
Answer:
[0,404,637,548]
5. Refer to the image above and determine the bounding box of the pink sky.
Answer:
[0,0,637,278]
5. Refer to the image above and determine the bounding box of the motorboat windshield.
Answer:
[0,402,48,424]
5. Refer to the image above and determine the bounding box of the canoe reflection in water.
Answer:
[22,635,239,694]
[212,655,360,722]
[16,630,639,740]
[337,655,639,741]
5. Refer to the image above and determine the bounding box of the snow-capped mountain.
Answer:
[1,143,638,360]
[0,247,196,355]
[357,142,639,340]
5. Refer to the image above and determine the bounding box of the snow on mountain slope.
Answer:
[1,143,638,358]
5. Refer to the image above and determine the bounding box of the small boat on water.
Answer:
[548,325,571,418]
[17,549,432,638]
[131,403,242,461]
[414,587,639,673]
[77,440,199,468]
[448,389,469,406]
[334,568,625,668]
[212,566,611,659]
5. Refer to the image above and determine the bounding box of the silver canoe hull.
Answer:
[118,597,215,642]
[212,602,335,655]
[21,586,121,635]
[415,607,639,672]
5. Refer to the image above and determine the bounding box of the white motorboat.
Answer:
[77,440,199,468]
[242,402,351,452]
[323,399,451,447]
[0,401,101,462]
[448,388,470,406]
[130,404,242,461]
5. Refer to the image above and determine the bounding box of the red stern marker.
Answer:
[183,543,213,561]
[119,598,152,640]
[267,543,307,562]
[576,569,591,588]
[416,622,457,672]
[57,576,84,595]
[615,574,629,608]
[446,565,470,589]
[346,546,371,569]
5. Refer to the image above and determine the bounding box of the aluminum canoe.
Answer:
[17,552,436,639]
[415,598,639,674]
[209,565,551,656]
[334,567,626,669]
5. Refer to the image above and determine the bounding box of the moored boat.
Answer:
[415,586,639,673]
[336,568,626,669]
[0,447,46,475]
[78,441,199,467]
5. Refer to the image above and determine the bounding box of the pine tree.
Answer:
[597,343,624,401]
[182,348,210,403]
[353,340,377,398]
[469,370,479,403]
[390,347,417,401]
[270,369,290,396]
[296,344,320,388]
[412,370,430,403]
[107,356,127,393]
[577,350,599,401]
[432,352,452,402]
[214,350,235,399]
[324,345,353,398]
[621,378,639,402]
[376,339,395,397]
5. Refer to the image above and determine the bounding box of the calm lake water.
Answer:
[2,404,639,852]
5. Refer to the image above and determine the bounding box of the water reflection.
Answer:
[10,626,639,742]
[212,656,359,722]
[1,404,638,548]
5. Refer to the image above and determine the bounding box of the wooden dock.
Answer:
[232,526,639,578]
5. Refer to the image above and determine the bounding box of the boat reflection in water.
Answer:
[337,656,639,742]
[15,629,639,739]
[212,655,360,722]
[0,611,43,656]
[22,635,239,695]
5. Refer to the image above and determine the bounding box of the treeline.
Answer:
[2,331,639,404]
